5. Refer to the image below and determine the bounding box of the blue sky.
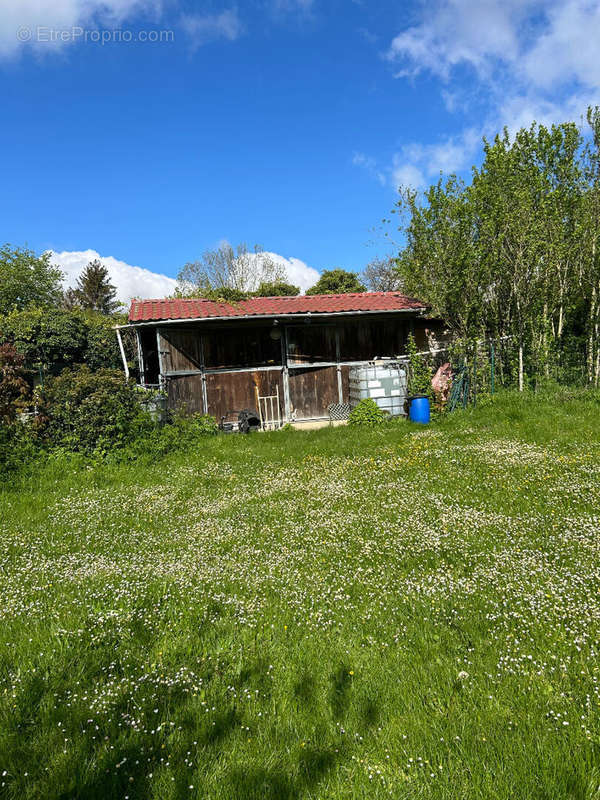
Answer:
[1,0,599,298]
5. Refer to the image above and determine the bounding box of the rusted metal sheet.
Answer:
[205,369,284,422]
[288,366,339,419]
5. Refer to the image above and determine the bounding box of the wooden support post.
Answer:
[255,385,263,428]
[335,327,343,402]
[135,328,145,385]
[156,327,165,389]
[199,335,208,415]
[115,327,129,381]
[281,327,291,422]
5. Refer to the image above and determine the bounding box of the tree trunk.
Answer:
[518,339,524,392]
[588,286,597,384]
[595,304,600,387]
[542,302,550,378]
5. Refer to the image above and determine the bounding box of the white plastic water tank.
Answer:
[348,362,408,416]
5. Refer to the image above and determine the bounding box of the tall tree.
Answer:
[0,244,63,314]
[305,269,366,295]
[69,260,120,315]
[177,243,286,295]
[363,256,402,291]
[580,107,600,384]
[394,115,593,390]
[395,177,483,341]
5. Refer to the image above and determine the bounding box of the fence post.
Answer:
[490,341,495,394]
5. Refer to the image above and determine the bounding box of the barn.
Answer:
[120,292,439,425]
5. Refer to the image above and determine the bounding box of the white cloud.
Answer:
[180,9,243,50]
[257,251,320,293]
[386,0,534,81]
[48,247,320,300]
[390,160,425,190]
[0,0,161,58]
[48,249,178,304]
[0,0,244,58]
[392,127,481,188]
[352,152,386,186]
[522,1,600,91]
[379,0,600,192]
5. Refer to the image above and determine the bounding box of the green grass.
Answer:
[2,389,600,799]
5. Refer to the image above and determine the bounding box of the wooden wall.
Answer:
[205,370,283,423]
[144,313,440,421]
[288,366,339,419]
[167,374,204,414]
[161,325,281,372]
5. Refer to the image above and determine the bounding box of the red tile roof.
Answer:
[128,292,428,323]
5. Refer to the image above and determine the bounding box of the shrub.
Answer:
[0,343,30,423]
[83,313,132,371]
[0,421,40,477]
[407,332,433,398]
[0,307,136,376]
[39,366,151,453]
[182,412,219,436]
[0,307,88,373]
[114,411,219,462]
[348,397,386,426]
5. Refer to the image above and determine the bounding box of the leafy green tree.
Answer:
[393,112,600,390]
[305,269,366,295]
[68,260,120,315]
[0,308,88,372]
[580,107,600,384]
[255,281,300,296]
[0,245,63,314]
[395,177,483,341]
[173,285,250,302]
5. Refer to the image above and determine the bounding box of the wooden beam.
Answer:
[156,328,166,388]
[135,328,145,385]
[115,327,129,381]
[199,335,208,414]
[335,327,343,402]
[281,327,291,422]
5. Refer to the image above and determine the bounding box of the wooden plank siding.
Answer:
[145,314,441,422]
[205,369,283,423]
[288,366,339,420]
[167,374,205,415]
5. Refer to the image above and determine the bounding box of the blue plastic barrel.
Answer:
[408,395,430,424]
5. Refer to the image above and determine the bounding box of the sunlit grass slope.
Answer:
[1,390,600,799]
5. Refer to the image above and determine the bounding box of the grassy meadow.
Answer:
[1,390,600,799]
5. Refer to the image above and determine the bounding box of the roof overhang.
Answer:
[119,306,429,329]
